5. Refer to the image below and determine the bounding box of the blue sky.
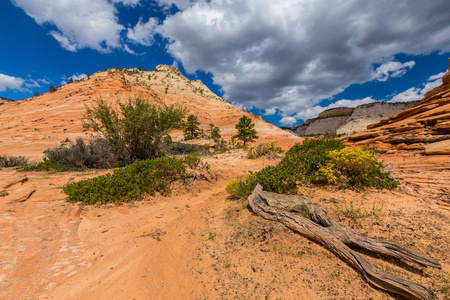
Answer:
[1,0,450,127]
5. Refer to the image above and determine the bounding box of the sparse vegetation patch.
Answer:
[0,156,29,168]
[63,156,199,205]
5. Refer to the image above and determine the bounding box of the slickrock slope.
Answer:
[0,66,299,161]
[346,60,450,155]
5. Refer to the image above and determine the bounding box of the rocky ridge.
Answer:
[289,101,418,136]
[0,66,299,160]
[0,96,14,105]
[346,59,450,155]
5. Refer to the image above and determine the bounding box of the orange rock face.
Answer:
[0,67,300,161]
[346,62,450,156]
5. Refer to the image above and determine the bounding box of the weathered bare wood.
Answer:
[262,191,441,269]
[248,184,439,300]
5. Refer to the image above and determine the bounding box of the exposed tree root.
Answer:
[248,184,440,300]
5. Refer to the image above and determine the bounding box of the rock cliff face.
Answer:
[289,102,418,136]
[0,66,300,160]
[336,101,419,135]
[346,59,450,155]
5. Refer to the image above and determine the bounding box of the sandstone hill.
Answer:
[346,60,450,155]
[0,66,299,161]
[288,101,419,136]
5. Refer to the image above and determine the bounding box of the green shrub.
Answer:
[0,156,29,168]
[161,141,211,156]
[317,147,399,189]
[20,157,70,172]
[226,137,398,199]
[63,157,188,205]
[83,97,185,165]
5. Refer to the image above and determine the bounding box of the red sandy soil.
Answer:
[1,149,449,300]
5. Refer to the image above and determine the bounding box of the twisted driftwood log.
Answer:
[248,184,440,300]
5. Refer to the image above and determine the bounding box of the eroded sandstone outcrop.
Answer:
[346,59,450,155]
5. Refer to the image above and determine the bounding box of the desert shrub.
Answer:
[317,147,399,189]
[0,156,29,168]
[213,139,229,154]
[246,142,283,159]
[282,137,345,179]
[63,157,188,205]
[20,157,71,172]
[181,153,210,169]
[226,137,397,199]
[161,141,211,156]
[44,138,118,170]
[83,97,185,165]
[20,138,118,172]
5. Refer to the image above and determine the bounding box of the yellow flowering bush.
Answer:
[317,147,399,189]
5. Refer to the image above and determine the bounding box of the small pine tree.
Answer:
[233,115,258,146]
[211,126,221,141]
[183,114,201,140]
[209,123,214,139]
[49,85,56,93]
[68,78,74,84]
[33,92,39,97]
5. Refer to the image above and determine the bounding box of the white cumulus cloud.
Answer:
[0,73,25,92]
[12,0,125,52]
[0,73,47,93]
[127,17,159,46]
[372,61,415,82]
[279,116,297,126]
[158,0,450,116]
[388,71,447,103]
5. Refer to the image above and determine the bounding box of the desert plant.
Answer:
[0,156,29,168]
[232,115,258,146]
[317,147,399,189]
[226,137,397,199]
[63,156,190,205]
[161,141,211,156]
[44,138,118,170]
[246,142,283,159]
[183,114,201,140]
[83,96,185,165]
[48,85,56,93]
[20,157,70,172]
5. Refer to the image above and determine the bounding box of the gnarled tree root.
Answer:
[248,184,440,300]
